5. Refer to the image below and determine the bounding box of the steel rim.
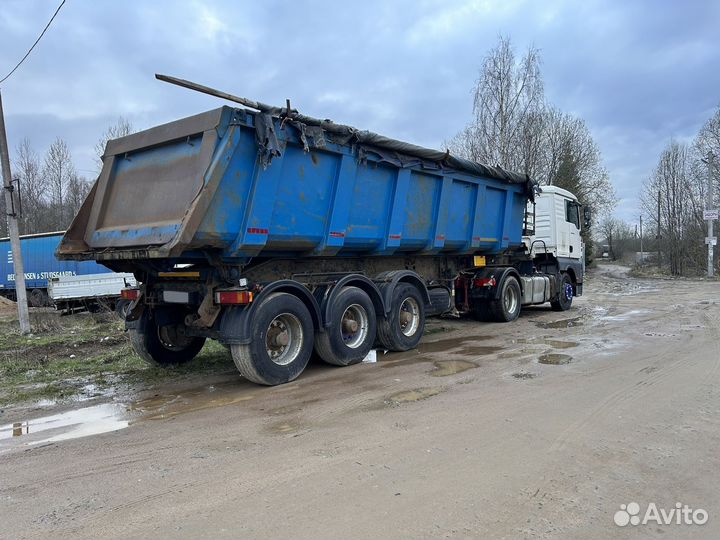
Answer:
[265,313,303,366]
[158,325,194,351]
[341,303,369,349]
[504,282,518,315]
[399,297,420,337]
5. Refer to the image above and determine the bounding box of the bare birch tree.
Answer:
[43,138,76,229]
[94,117,133,171]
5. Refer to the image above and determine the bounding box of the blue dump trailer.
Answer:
[0,231,111,306]
[59,85,585,385]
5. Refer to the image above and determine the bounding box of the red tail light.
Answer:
[473,277,496,288]
[121,288,140,301]
[215,290,254,305]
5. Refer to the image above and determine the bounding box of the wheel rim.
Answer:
[158,325,194,351]
[265,313,303,366]
[399,297,420,337]
[341,303,369,349]
[504,282,518,315]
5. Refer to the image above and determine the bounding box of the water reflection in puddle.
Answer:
[0,403,132,447]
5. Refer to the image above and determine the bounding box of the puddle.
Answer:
[429,360,478,377]
[514,338,578,349]
[536,317,583,329]
[0,403,132,447]
[543,339,578,349]
[416,337,502,356]
[601,309,650,322]
[131,380,257,420]
[386,387,444,405]
[538,353,573,365]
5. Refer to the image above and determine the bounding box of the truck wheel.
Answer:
[551,273,574,311]
[130,319,206,367]
[315,286,377,366]
[231,292,314,385]
[377,283,425,352]
[29,288,47,307]
[490,275,521,322]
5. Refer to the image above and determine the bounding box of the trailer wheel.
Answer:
[130,316,206,367]
[377,283,425,352]
[315,286,377,366]
[551,273,574,311]
[231,292,313,385]
[490,275,521,322]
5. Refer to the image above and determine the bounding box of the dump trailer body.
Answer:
[58,106,532,264]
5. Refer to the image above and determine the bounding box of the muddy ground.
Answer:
[1,264,719,539]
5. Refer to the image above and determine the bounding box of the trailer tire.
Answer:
[315,286,377,366]
[230,292,313,385]
[490,275,521,322]
[551,273,574,311]
[377,283,425,352]
[130,318,205,367]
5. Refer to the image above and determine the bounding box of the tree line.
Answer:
[447,36,617,251]
[601,107,720,275]
[636,108,720,275]
[0,118,133,238]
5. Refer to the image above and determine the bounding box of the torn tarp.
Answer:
[251,108,537,199]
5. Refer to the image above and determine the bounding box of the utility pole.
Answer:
[0,90,31,334]
[702,152,717,278]
[639,215,644,265]
[656,191,662,268]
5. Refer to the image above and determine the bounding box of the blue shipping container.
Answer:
[0,231,111,295]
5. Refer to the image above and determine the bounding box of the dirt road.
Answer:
[1,265,719,539]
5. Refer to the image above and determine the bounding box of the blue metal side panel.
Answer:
[196,126,257,246]
[346,162,396,251]
[0,234,111,291]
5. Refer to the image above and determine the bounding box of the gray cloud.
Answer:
[1,0,718,224]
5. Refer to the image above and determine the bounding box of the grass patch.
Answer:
[0,310,235,407]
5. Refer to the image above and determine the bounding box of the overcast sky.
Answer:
[1,0,719,224]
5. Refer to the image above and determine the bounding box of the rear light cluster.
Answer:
[120,288,140,301]
[473,277,496,288]
[215,290,254,305]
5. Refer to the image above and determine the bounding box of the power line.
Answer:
[0,0,67,85]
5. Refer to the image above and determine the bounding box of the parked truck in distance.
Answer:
[58,84,588,386]
[1,231,112,307]
[48,272,137,315]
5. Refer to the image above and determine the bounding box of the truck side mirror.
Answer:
[583,207,592,229]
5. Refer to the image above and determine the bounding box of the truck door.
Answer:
[564,199,581,259]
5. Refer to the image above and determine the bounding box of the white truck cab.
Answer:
[524,185,586,296]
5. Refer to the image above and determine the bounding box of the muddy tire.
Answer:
[29,288,47,307]
[114,299,131,319]
[377,283,425,352]
[490,276,521,322]
[551,273,574,311]
[130,316,205,367]
[472,302,492,322]
[315,286,377,366]
[230,292,313,385]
